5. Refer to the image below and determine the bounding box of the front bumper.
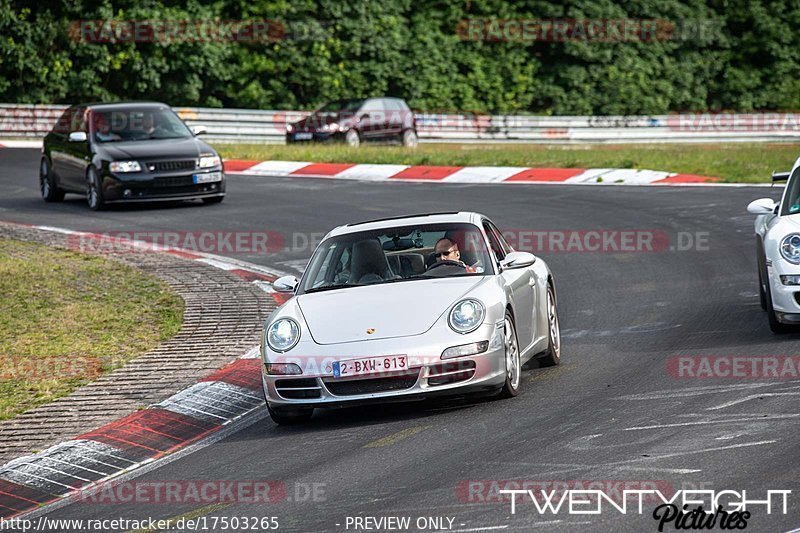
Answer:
[262,323,507,408]
[100,167,226,202]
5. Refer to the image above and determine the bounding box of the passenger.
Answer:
[93,114,120,142]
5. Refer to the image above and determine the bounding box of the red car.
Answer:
[286,97,418,148]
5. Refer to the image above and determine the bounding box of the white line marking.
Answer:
[707,392,800,410]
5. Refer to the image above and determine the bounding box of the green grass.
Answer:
[0,239,183,420]
[218,142,800,183]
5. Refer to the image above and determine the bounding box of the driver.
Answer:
[433,238,476,272]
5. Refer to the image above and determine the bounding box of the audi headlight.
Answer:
[109,161,141,173]
[448,299,485,334]
[198,155,221,168]
[267,318,301,352]
[781,234,800,264]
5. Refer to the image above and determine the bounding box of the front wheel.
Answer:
[401,129,418,148]
[498,312,521,398]
[538,283,562,366]
[86,167,106,211]
[765,278,792,333]
[40,157,65,202]
[267,404,314,425]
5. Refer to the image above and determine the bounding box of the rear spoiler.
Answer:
[773,171,791,182]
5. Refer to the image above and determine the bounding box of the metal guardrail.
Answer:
[2,103,799,144]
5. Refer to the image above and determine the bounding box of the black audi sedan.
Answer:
[40,102,225,210]
[286,97,418,148]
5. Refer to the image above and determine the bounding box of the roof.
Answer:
[69,101,170,111]
[326,212,484,238]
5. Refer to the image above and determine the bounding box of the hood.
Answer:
[98,137,213,160]
[297,277,485,344]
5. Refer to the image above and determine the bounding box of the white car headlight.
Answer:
[109,161,141,173]
[448,299,485,334]
[267,318,301,352]
[780,234,800,264]
[323,123,340,133]
[198,155,221,168]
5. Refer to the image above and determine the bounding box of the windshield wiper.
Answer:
[303,284,356,294]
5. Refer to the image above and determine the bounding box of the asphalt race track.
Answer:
[2,147,799,532]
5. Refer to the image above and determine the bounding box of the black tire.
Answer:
[765,279,792,333]
[758,266,768,311]
[345,129,360,147]
[39,157,65,202]
[267,404,313,425]
[538,283,562,366]
[498,311,521,399]
[401,129,418,148]
[86,167,106,211]
[202,196,224,205]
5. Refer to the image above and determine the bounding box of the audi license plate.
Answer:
[332,355,408,378]
[193,172,222,184]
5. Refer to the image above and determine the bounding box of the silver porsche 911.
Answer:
[260,212,561,424]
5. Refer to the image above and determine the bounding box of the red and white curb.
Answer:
[0,223,291,519]
[0,140,42,149]
[224,160,721,186]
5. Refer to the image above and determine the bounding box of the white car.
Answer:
[747,167,800,332]
[260,212,561,424]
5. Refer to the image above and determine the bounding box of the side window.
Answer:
[360,99,383,112]
[488,222,513,254]
[385,99,402,111]
[482,222,506,261]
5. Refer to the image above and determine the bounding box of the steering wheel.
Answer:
[428,259,465,269]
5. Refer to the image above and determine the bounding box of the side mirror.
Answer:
[747,198,777,215]
[499,251,536,270]
[68,131,87,143]
[273,275,299,293]
[191,125,208,135]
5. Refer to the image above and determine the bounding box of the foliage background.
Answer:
[2,0,798,113]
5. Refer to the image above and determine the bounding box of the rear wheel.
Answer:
[345,129,360,148]
[538,284,561,366]
[40,157,64,202]
[86,167,106,211]
[267,404,314,425]
[498,312,521,398]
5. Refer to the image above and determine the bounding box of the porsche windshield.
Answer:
[298,223,493,293]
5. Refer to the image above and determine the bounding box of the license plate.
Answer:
[332,355,408,378]
[294,132,313,140]
[193,172,222,184]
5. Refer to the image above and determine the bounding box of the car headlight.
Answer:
[109,161,141,173]
[266,318,301,352]
[780,234,800,264]
[448,299,485,334]
[323,123,340,133]
[197,155,221,168]
[286,124,295,133]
